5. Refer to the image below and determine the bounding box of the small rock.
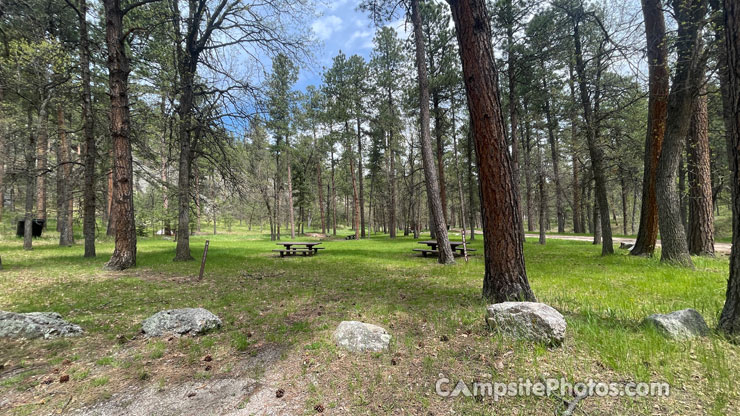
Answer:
[314,404,325,413]
[0,311,83,339]
[204,365,212,371]
[187,392,196,398]
[276,388,285,398]
[333,321,391,353]
[486,302,567,346]
[141,308,222,337]
[643,309,709,340]
[203,355,212,362]
[59,375,69,383]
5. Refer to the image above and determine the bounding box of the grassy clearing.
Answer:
[0,225,737,415]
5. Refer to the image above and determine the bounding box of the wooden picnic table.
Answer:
[273,242,324,257]
[418,240,465,250]
[414,240,475,257]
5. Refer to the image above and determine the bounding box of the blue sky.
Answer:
[295,0,409,91]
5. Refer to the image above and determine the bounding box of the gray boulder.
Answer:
[142,308,222,337]
[0,311,83,339]
[486,302,566,346]
[643,309,709,340]
[333,321,391,352]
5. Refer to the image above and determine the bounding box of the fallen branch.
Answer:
[561,391,589,416]
[60,395,73,414]
[539,375,590,416]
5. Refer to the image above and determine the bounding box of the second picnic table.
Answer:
[273,242,324,257]
[414,240,476,257]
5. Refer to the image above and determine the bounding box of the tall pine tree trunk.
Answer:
[655,0,706,267]
[572,12,613,255]
[106,147,114,236]
[357,118,365,237]
[679,156,688,231]
[542,75,564,233]
[388,130,397,238]
[58,105,74,246]
[36,109,48,225]
[345,125,360,240]
[0,85,4,223]
[522,104,535,232]
[433,93,448,223]
[633,0,669,256]
[450,0,535,301]
[24,108,36,251]
[537,141,546,245]
[620,168,629,236]
[467,127,476,240]
[103,0,136,270]
[331,150,337,236]
[687,88,715,255]
[318,159,325,234]
[505,0,522,232]
[80,0,96,257]
[286,136,295,239]
[174,64,195,261]
[718,0,740,335]
[568,68,583,233]
[411,0,454,264]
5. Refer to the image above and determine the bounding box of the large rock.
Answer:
[643,309,709,340]
[142,308,222,337]
[333,321,391,352]
[486,302,566,346]
[0,311,83,339]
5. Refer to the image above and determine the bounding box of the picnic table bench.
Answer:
[273,242,324,257]
[414,240,476,257]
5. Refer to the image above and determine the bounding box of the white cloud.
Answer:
[345,29,373,49]
[327,0,351,11]
[312,15,344,41]
[387,17,411,41]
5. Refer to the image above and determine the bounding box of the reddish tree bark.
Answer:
[449,0,535,301]
[103,0,137,270]
[633,0,669,257]
[687,89,714,256]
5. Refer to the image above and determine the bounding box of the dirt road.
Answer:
[523,233,731,255]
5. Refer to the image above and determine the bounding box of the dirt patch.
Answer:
[521,233,732,255]
[304,233,326,239]
[72,345,307,416]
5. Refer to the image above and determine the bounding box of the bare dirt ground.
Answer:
[521,233,732,255]
[72,347,308,416]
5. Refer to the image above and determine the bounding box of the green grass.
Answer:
[0,224,738,415]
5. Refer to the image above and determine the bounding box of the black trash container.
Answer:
[16,219,45,238]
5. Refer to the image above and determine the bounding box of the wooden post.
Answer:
[198,240,210,281]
